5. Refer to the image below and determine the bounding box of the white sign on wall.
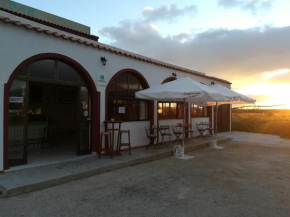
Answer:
[119,107,125,113]
[9,97,24,103]
[96,72,107,86]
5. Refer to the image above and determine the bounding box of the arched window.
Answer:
[107,72,148,121]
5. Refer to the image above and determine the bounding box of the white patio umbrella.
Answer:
[136,77,230,102]
[210,84,256,105]
[209,84,256,136]
[135,77,230,158]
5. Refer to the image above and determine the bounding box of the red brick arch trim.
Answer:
[3,53,100,170]
[105,69,154,126]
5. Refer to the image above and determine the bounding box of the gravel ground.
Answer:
[1,142,290,217]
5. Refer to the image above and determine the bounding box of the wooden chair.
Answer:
[118,130,131,155]
[145,127,158,149]
[196,123,208,139]
[204,122,216,138]
[158,125,172,148]
[172,125,182,144]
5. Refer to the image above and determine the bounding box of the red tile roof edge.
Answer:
[0,15,231,84]
[0,8,99,42]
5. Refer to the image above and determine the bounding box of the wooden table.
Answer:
[104,120,123,155]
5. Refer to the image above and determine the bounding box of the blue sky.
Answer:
[13,0,290,108]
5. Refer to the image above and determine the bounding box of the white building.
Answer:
[0,0,231,171]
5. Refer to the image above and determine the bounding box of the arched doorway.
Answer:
[4,54,99,169]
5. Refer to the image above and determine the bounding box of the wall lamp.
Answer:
[101,56,107,66]
[172,73,177,77]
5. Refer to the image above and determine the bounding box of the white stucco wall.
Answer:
[0,11,231,170]
[120,121,150,147]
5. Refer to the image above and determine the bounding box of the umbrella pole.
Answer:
[182,98,185,158]
[215,102,218,136]
[157,101,159,146]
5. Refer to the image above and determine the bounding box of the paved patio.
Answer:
[0,137,230,197]
[2,137,290,217]
[219,131,290,148]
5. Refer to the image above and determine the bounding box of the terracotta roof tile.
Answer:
[0,15,231,84]
[0,8,99,41]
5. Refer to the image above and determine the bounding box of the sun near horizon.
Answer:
[233,69,290,109]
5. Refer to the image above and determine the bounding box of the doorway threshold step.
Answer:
[0,137,231,197]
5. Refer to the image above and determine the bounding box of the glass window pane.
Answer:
[191,104,195,117]
[29,60,55,79]
[200,106,204,117]
[9,80,27,161]
[107,78,117,96]
[139,101,148,120]
[30,85,42,103]
[170,103,177,118]
[139,79,145,90]
[18,67,27,77]
[79,86,90,123]
[195,105,198,116]
[117,73,128,97]
[80,87,89,110]
[80,75,86,84]
[127,100,139,121]
[158,103,163,119]
[116,99,127,121]
[57,61,80,83]
[163,103,170,119]
[177,103,183,119]
[108,98,117,120]
[128,74,139,97]
[56,87,78,103]
[192,104,197,117]
[191,104,204,117]
[204,106,207,117]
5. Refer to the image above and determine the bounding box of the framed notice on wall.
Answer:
[118,107,125,113]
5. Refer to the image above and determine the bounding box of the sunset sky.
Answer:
[15,0,290,108]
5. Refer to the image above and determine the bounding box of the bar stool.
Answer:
[118,130,131,155]
[99,131,113,159]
